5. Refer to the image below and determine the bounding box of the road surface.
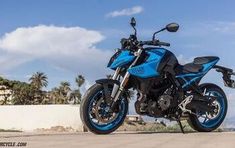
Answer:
[0,132,235,148]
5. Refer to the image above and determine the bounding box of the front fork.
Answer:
[110,49,142,110]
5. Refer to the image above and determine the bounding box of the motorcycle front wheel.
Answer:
[80,84,128,134]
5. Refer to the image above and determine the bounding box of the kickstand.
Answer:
[177,119,185,134]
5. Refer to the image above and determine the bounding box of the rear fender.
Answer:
[214,65,235,88]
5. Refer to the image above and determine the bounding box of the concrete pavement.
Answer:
[0,132,235,148]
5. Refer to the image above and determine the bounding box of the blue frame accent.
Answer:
[128,48,166,78]
[176,59,219,88]
[109,50,135,70]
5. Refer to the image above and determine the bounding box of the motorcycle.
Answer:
[80,17,235,134]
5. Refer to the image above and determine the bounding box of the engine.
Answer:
[158,95,173,110]
[135,87,177,117]
[147,95,173,116]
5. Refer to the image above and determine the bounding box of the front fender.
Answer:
[96,79,120,86]
[95,79,120,102]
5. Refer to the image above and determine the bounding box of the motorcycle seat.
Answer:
[183,63,202,73]
[182,56,219,73]
[194,56,216,64]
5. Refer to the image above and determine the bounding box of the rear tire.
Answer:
[188,83,227,132]
[80,84,128,134]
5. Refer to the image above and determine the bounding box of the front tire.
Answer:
[188,83,227,132]
[80,84,128,134]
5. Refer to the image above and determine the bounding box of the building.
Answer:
[0,85,13,105]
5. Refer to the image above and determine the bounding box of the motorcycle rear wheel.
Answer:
[188,83,227,132]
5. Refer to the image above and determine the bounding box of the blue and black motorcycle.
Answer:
[80,17,235,134]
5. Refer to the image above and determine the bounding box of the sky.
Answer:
[0,0,235,126]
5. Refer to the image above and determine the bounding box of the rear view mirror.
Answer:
[166,23,179,32]
[152,22,179,40]
[130,17,136,27]
[130,17,137,36]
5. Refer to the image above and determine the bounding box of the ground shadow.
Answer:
[113,130,226,135]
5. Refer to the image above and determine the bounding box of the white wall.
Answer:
[0,105,83,132]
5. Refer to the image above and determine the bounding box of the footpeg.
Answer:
[178,95,193,113]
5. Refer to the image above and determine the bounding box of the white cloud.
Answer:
[212,22,235,33]
[180,21,235,37]
[106,6,143,18]
[0,25,104,56]
[0,25,112,79]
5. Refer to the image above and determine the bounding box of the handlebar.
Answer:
[139,40,170,47]
[157,41,170,47]
[120,36,170,51]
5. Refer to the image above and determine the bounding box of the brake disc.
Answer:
[94,99,118,123]
[206,100,221,120]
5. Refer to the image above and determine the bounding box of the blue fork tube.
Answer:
[111,49,143,108]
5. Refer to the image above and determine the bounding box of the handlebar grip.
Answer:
[139,41,152,45]
[139,40,170,47]
[157,41,170,47]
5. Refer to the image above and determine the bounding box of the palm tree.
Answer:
[75,75,85,88]
[58,81,71,104]
[29,72,48,90]
[50,87,61,104]
[69,89,81,104]
[59,81,71,95]
[11,81,35,105]
[48,82,72,104]
[49,87,58,104]
[29,72,48,104]
[73,75,85,104]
